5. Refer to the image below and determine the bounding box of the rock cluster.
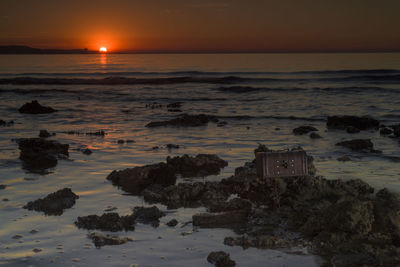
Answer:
[19,100,57,114]
[23,188,79,215]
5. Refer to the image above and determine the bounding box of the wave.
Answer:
[216,86,400,94]
[0,69,399,77]
[1,73,399,86]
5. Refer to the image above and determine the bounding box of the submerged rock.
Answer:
[23,188,79,215]
[293,125,318,135]
[82,148,92,155]
[87,232,132,248]
[167,102,182,108]
[0,184,6,190]
[207,251,235,267]
[166,144,180,149]
[166,154,228,177]
[146,114,218,127]
[310,132,322,139]
[132,206,165,226]
[19,100,57,114]
[17,138,69,174]
[75,213,136,232]
[327,115,379,130]
[337,156,351,162]
[335,139,374,152]
[0,119,14,127]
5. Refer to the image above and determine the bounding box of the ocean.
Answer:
[0,53,399,266]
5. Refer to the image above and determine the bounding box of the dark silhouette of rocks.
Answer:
[335,139,375,152]
[166,154,228,177]
[23,188,79,215]
[327,115,379,130]
[19,100,57,114]
[207,251,236,267]
[310,132,322,139]
[75,213,136,232]
[166,219,178,227]
[17,138,69,174]
[132,206,165,227]
[87,232,132,248]
[293,125,318,135]
[0,119,14,126]
[146,114,218,127]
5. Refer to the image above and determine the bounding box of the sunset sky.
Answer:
[1,0,399,52]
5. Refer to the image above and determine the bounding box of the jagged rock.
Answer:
[207,251,235,267]
[17,138,69,174]
[19,100,57,114]
[132,206,165,226]
[346,126,360,134]
[75,213,136,232]
[327,116,379,130]
[310,132,322,139]
[106,162,176,194]
[87,232,132,248]
[166,219,178,227]
[166,154,228,177]
[293,125,318,135]
[335,139,374,152]
[23,188,79,215]
[146,114,218,127]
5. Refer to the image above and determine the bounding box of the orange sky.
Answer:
[0,0,399,52]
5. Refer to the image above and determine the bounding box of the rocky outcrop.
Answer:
[75,213,136,232]
[106,163,176,194]
[132,206,165,227]
[23,188,79,215]
[17,138,69,174]
[207,251,235,267]
[327,115,379,130]
[19,100,57,114]
[146,114,218,127]
[166,154,228,177]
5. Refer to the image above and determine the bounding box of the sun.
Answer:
[99,47,107,52]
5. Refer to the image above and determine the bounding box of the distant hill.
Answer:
[0,45,97,54]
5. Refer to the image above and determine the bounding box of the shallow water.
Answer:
[0,53,400,266]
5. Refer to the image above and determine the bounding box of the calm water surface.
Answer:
[0,53,399,266]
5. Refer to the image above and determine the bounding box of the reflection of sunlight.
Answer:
[100,54,107,68]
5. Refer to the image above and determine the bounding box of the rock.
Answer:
[207,251,235,267]
[166,219,178,227]
[12,234,23,239]
[391,125,400,137]
[82,148,92,155]
[132,206,165,226]
[327,115,379,130]
[17,138,69,174]
[23,188,79,215]
[335,139,374,151]
[106,162,176,194]
[87,232,132,248]
[192,210,249,229]
[166,154,228,178]
[380,127,393,135]
[166,144,179,149]
[117,140,125,144]
[126,140,135,143]
[346,126,360,134]
[75,213,136,232]
[146,114,218,127]
[86,131,106,136]
[32,248,42,253]
[167,102,182,108]
[39,130,53,138]
[310,132,322,139]
[19,100,57,114]
[0,184,6,190]
[293,125,318,135]
[168,109,182,112]
[337,156,351,162]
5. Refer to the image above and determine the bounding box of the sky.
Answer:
[0,0,399,52]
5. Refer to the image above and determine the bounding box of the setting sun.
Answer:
[99,47,107,52]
